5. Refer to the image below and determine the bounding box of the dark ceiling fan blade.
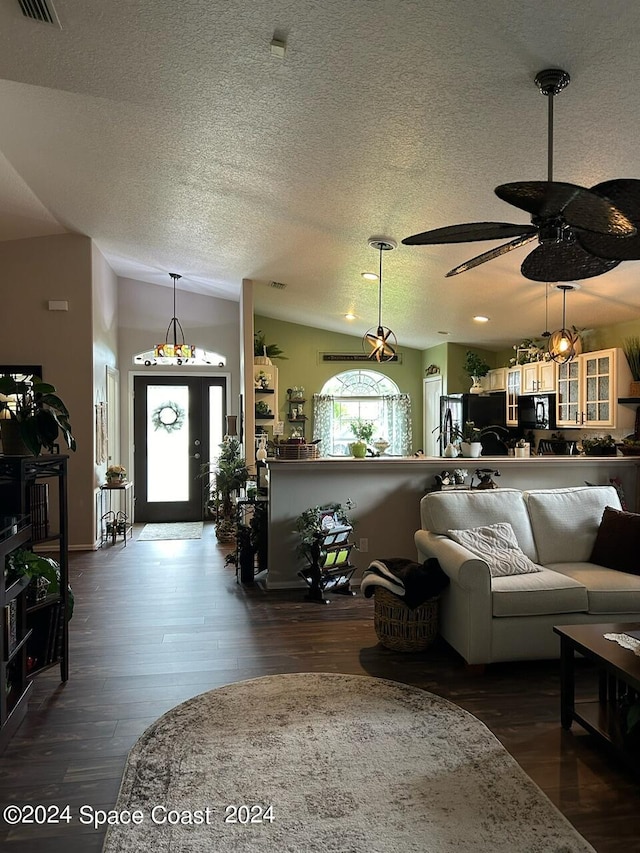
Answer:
[521,241,620,282]
[496,181,635,235]
[445,234,537,277]
[401,222,536,245]
[577,179,640,260]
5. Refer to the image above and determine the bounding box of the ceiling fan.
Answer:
[402,69,640,282]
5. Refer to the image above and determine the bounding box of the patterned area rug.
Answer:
[102,673,595,853]
[137,522,203,541]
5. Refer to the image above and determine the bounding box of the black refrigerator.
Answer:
[439,393,507,455]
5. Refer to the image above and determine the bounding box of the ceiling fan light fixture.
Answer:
[362,238,397,363]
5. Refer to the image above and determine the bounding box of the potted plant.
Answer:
[463,351,490,394]
[623,336,640,396]
[0,374,76,456]
[350,419,374,458]
[459,421,483,458]
[581,434,618,456]
[254,330,287,365]
[6,549,74,620]
[106,464,127,486]
[200,438,249,542]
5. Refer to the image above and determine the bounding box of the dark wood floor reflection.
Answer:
[0,522,638,851]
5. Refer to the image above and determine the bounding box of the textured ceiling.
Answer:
[1,0,640,349]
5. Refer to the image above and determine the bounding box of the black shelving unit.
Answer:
[0,518,33,750]
[298,521,356,604]
[0,455,69,684]
[287,394,307,437]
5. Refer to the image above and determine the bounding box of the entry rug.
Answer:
[137,522,203,541]
[102,672,595,853]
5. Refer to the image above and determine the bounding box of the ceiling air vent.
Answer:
[269,281,287,290]
[17,0,61,27]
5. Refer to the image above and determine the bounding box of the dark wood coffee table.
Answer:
[554,623,640,768]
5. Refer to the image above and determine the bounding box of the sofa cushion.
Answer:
[447,523,542,577]
[523,486,621,565]
[546,561,640,614]
[491,568,588,617]
[420,489,538,561]
[589,506,640,575]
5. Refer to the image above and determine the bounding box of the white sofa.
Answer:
[414,486,640,666]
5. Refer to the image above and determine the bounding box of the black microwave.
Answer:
[517,394,557,430]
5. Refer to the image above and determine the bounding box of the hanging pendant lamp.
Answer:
[548,284,579,363]
[362,238,397,363]
[154,273,195,363]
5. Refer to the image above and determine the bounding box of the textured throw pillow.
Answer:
[447,522,542,577]
[590,506,640,575]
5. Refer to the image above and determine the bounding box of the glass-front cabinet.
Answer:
[556,360,580,427]
[506,367,521,426]
[582,350,613,427]
[556,347,634,430]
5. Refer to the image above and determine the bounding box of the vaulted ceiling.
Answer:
[1,0,640,350]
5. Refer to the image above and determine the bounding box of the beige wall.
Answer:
[0,234,95,546]
[254,315,425,451]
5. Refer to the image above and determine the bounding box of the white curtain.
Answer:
[312,394,334,456]
[381,394,412,456]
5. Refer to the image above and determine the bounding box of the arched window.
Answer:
[313,369,412,456]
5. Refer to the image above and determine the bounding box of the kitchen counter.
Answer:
[266,455,640,589]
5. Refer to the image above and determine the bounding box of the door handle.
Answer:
[191,452,201,459]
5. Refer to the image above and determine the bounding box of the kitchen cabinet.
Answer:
[485,367,507,392]
[506,367,521,426]
[521,361,557,394]
[556,347,634,430]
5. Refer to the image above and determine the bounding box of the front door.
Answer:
[134,376,226,522]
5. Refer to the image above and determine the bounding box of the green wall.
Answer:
[255,316,425,451]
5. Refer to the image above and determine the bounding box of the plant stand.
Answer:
[298,522,356,604]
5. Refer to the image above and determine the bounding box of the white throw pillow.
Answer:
[447,522,543,578]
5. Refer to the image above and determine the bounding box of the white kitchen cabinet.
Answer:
[521,360,557,394]
[556,347,634,430]
[506,367,521,426]
[486,367,507,392]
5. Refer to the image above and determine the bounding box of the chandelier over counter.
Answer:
[362,238,397,363]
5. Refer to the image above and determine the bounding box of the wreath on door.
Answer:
[151,400,186,433]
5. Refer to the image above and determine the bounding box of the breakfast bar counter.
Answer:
[265,455,640,589]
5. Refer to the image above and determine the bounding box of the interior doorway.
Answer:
[133,376,226,522]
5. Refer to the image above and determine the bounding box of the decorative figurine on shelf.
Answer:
[255,370,270,389]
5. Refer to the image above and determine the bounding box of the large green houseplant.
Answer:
[201,437,249,541]
[0,374,76,456]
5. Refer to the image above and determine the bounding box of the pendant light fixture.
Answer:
[154,273,195,363]
[362,237,397,362]
[548,284,579,363]
[134,272,227,367]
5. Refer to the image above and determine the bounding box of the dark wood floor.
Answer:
[1,523,639,852]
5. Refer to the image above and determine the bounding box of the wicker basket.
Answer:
[276,443,319,460]
[373,587,438,652]
[629,381,640,397]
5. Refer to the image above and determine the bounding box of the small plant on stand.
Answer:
[463,351,490,393]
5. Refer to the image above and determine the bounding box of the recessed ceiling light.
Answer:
[344,312,356,321]
[361,272,379,281]
[473,315,490,323]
